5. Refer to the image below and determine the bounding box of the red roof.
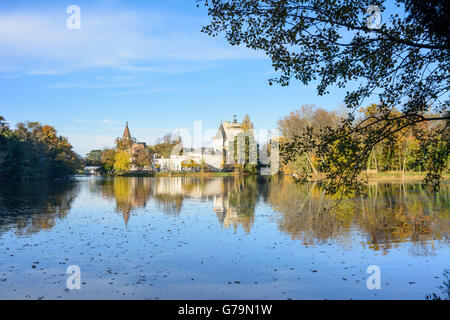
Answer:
[123,123,132,140]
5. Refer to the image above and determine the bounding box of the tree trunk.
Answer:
[305,152,318,176]
[372,148,378,173]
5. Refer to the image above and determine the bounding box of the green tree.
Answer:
[0,117,81,180]
[101,149,116,173]
[229,115,258,174]
[85,150,102,166]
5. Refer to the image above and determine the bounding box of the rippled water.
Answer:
[0,176,448,299]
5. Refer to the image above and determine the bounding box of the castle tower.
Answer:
[123,122,132,141]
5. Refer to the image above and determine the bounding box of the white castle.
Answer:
[154,115,254,172]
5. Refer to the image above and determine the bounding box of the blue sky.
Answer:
[0,0,375,156]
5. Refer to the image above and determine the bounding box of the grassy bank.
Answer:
[103,170,450,181]
[364,171,450,181]
[287,170,450,184]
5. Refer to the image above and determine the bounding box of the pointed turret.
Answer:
[123,122,132,141]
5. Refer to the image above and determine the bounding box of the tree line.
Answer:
[85,134,181,174]
[278,104,449,193]
[86,115,261,174]
[0,116,82,180]
[199,0,449,194]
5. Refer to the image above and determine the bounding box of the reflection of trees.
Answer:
[94,176,447,251]
[267,176,348,244]
[153,193,184,215]
[0,180,78,236]
[268,177,449,254]
[352,182,448,254]
[217,176,258,233]
[101,177,152,226]
[151,177,198,215]
[148,176,259,232]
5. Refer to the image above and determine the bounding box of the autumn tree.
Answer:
[279,105,341,176]
[114,151,131,172]
[242,114,254,132]
[0,117,81,179]
[199,0,449,193]
[149,134,180,158]
[132,146,151,170]
[115,137,134,151]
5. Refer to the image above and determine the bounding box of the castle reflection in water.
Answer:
[0,176,448,255]
[92,176,448,254]
[99,177,256,233]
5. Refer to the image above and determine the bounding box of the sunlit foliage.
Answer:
[199,0,449,193]
[0,116,81,180]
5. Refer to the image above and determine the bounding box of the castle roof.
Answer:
[123,122,132,140]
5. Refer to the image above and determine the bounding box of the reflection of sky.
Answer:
[0,177,448,299]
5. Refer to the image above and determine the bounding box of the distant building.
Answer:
[153,116,252,172]
[212,115,246,154]
[83,166,101,175]
[117,122,150,171]
[119,122,147,149]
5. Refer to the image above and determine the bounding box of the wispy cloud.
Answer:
[110,87,204,96]
[48,82,146,89]
[0,6,262,76]
[74,119,119,124]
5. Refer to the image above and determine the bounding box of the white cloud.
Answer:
[0,7,262,75]
[74,119,119,124]
[110,86,203,95]
[47,82,145,89]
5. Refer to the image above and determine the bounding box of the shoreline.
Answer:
[365,171,450,182]
[101,170,450,181]
[3,171,449,182]
[114,171,249,178]
[288,171,450,183]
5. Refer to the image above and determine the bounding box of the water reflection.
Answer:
[99,177,258,232]
[0,176,448,254]
[150,176,258,232]
[267,177,449,254]
[214,177,257,233]
[0,180,78,236]
[100,178,152,226]
[95,176,448,253]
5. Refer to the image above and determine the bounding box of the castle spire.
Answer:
[123,122,132,140]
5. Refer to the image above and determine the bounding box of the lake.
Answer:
[0,176,448,299]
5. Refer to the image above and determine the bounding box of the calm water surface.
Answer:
[0,176,448,299]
